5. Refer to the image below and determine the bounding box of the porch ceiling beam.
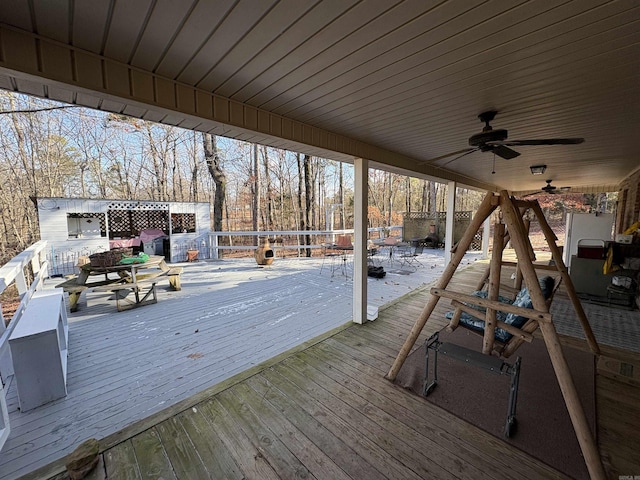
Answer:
[0,24,495,191]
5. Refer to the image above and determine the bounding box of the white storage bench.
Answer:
[8,289,68,412]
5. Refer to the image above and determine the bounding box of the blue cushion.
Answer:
[445,276,555,343]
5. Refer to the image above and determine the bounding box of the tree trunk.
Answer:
[191,132,199,202]
[252,143,260,245]
[261,146,273,231]
[203,133,226,232]
[303,154,312,256]
[429,181,437,215]
[405,176,411,213]
[421,179,428,212]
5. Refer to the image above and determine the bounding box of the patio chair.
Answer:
[320,243,340,276]
[335,234,353,248]
[399,245,424,270]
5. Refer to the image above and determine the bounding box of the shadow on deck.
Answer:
[23,260,640,479]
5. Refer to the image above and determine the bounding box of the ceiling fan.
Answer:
[523,179,570,197]
[428,111,585,165]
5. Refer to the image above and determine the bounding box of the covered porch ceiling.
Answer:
[0,1,639,194]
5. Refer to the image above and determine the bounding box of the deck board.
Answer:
[103,441,141,480]
[173,408,243,480]
[5,254,462,479]
[4,252,640,479]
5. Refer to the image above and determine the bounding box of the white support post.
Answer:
[482,212,491,259]
[444,180,456,265]
[15,267,27,295]
[352,158,368,324]
[211,233,219,260]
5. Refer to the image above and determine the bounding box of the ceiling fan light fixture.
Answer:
[530,164,547,175]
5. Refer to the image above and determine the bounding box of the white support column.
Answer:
[482,212,491,259]
[444,180,456,265]
[352,158,368,324]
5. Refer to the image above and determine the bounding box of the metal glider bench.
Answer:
[423,331,521,438]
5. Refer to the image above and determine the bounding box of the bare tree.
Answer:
[202,133,226,232]
[303,154,313,256]
[261,145,274,231]
[252,143,260,244]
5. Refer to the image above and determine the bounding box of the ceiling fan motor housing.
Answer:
[468,128,508,146]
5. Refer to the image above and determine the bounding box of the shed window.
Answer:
[67,213,106,238]
[171,213,196,233]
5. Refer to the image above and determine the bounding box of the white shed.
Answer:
[37,198,210,276]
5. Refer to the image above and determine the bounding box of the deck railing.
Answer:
[0,240,49,451]
[203,226,404,260]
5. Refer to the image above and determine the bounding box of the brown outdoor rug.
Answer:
[394,328,596,479]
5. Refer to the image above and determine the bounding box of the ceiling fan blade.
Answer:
[492,145,520,160]
[436,148,478,168]
[522,190,542,198]
[496,138,585,146]
[422,147,476,164]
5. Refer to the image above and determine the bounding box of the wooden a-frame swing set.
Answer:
[385,190,606,480]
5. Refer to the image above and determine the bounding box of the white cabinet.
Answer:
[9,290,68,412]
[564,212,614,269]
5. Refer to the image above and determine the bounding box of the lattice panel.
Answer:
[171,213,196,233]
[403,211,472,245]
[107,201,169,211]
[403,212,447,221]
[107,210,168,237]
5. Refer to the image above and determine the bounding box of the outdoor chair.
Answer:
[320,243,341,276]
[367,240,380,266]
[399,245,424,270]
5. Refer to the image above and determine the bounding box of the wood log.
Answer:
[501,261,558,271]
[430,288,551,323]
[530,201,600,355]
[450,300,534,342]
[500,191,606,480]
[483,223,504,354]
[444,307,462,332]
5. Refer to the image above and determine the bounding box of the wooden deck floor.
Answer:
[20,260,640,480]
[1,251,483,479]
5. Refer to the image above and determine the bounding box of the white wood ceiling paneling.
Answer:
[0,0,638,193]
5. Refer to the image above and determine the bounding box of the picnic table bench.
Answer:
[93,266,183,311]
[55,256,183,311]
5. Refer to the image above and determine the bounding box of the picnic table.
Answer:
[56,255,182,312]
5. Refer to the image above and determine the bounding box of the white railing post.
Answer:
[210,233,219,259]
[0,379,9,451]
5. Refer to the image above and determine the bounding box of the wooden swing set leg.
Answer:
[530,202,600,355]
[483,223,505,354]
[474,208,529,292]
[386,192,498,381]
[539,320,606,479]
[501,191,605,479]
